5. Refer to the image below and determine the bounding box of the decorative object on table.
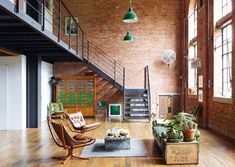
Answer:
[80,139,148,158]
[123,0,138,23]
[47,119,95,164]
[65,111,100,134]
[161,49,176,66]
[65,17,78,35]
[56,76,96,117]
[105,127,130,150]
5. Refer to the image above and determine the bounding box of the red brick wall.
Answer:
[62,0,183,112]
[53,62,123,114]
[182,0,235,139]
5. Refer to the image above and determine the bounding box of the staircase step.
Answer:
[125,89,147,94]
[124,111,149,115]
[124,116,150,120]
[125,106,148,109]
[125,96,148,100]
[125,100,147,103]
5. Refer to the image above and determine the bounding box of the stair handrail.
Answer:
[83,39,124,86]
[13,0,125,89]
[144,66,151,118]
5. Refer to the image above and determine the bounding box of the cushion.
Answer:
[68,112,86,129]
[152,126,167,138]
[83,122,100,129]
[73,134,94,143]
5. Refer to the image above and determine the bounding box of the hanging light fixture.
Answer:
[123,32,134,42]
[123,0,138,23]
[123,24,134,42]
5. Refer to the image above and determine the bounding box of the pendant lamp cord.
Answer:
[129,0,132,8]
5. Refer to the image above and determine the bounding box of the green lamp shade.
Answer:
[123,32,134,42]
[123,7,138,23]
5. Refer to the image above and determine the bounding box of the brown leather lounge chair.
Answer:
[48,119,95,164]
[64,111,100,133]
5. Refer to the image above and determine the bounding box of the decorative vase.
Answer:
[183,129,196,142]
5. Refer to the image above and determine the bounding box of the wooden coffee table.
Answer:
[104,128,130,150]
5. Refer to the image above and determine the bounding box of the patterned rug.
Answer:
[80,139,148,158]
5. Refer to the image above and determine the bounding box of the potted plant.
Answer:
[175,113,198,142]
[164,118,183,143]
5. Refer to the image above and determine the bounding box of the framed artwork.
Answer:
[198,75,203,88]
[65,17,78,35]
[198,90,203,102]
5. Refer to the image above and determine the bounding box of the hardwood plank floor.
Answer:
[0,118,235,167]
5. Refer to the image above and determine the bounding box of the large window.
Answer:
[214,0,232,98]
[188,1,198,95]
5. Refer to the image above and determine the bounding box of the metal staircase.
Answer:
[123,66,151,121]
[0,0,124,91]
[0,0,151,122]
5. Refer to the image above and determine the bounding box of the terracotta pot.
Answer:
[183,129,196,141]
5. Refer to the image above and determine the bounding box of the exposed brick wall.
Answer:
[182,0,235,139]
[62,0,183,112]
[53,62,123,114]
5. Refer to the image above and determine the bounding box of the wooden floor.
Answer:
[0,118,235,167]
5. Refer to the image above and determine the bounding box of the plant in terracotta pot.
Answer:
[176,113,198,142]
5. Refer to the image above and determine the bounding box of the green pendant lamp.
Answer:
[123,0,138,23]
[123,31,134,42]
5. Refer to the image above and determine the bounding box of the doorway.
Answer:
[157,93,182,119]
[41,62,53,122]
[0,65,8,130]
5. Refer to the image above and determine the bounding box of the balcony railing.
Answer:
[11,0,125,88]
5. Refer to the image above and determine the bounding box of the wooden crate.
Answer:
[164,141,199,165]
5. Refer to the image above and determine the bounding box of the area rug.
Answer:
[80,139,148,158]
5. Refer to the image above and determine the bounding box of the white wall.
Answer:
[41,61,53,121]
[0,55,26,130]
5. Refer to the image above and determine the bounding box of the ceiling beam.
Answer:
[0,48,18,56]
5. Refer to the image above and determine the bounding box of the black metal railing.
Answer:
[144,65,151,116]
[83,41,124,86]
[12,0,125,89]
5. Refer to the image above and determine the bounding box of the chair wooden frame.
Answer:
[47,119,95,164]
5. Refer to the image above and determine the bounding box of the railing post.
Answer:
[15,0,19,13]
[144,67,146,89]
[68,16,71,49]
[123,67,125,91]
[82,31,84,58]
[58,0,61,42]
[41,0,45,31]
[123,67,125,121]
[114,61,116,82]
[87,41,90,62]
[76,25,78,54]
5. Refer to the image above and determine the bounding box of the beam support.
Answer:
[26,55,41,128]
